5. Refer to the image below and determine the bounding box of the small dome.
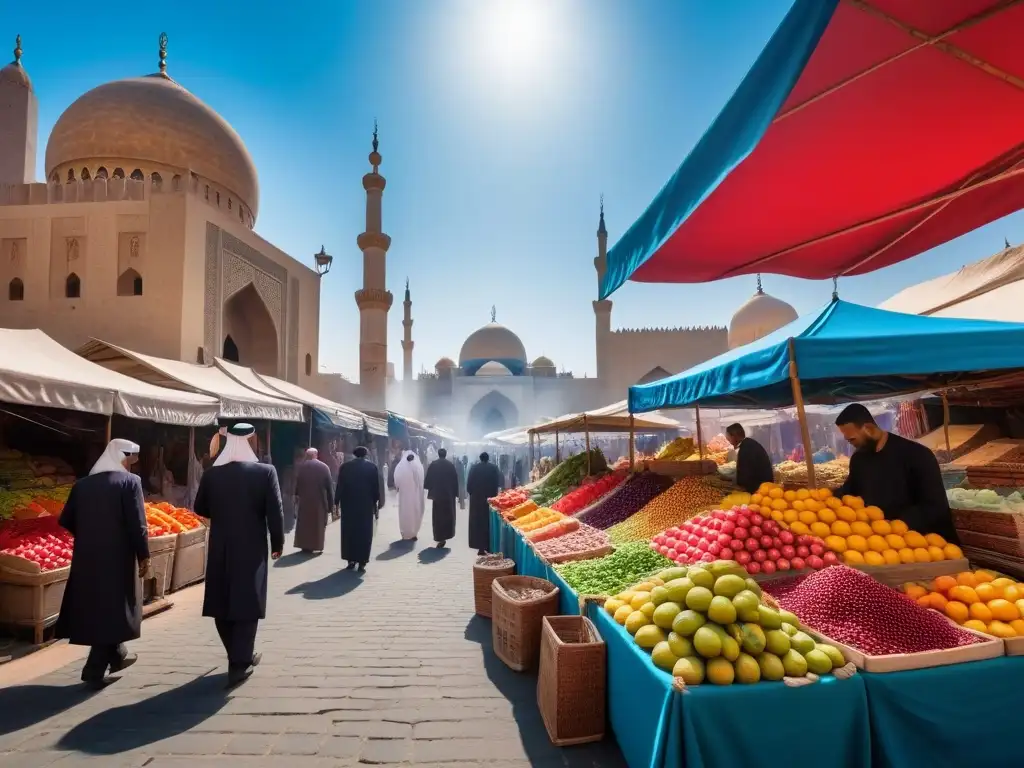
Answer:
[531,355,555,368]
[0,61,31,90]
[459,322,527,370]
[435,356,455,369]
[45,73,259,218]
[476,361,513,377]
[728,285,798,350]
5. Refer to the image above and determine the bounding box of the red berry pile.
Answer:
[764,565,981,655]
[552,472,625,515]
[0,517,73,572]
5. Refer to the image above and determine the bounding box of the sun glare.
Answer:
[476,0,554,85]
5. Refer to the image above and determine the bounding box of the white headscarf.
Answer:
[90,439,140,475]
[213,428,260,467]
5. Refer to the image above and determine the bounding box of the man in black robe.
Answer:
[834,404,958,543]
[424,448,459,548]
[56,439,150,688]
[467,452,503,555]
[335,445,381,572]
[725,423,774,494]
[195,423,284,688]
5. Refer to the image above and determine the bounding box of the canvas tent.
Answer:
[528,400,680,435]
[0,329,218,426]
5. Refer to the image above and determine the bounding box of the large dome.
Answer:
[459,322,527,373]
[728,286,798,350]
[45,73,259,219]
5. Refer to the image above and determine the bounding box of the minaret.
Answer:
[355,121,393,409]
[593,195,613,381]
[402,278,413,382]
[0,35,38,185]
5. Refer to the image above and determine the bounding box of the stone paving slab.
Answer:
[0,494,626,766]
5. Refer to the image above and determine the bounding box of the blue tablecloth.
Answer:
[489,510,580,616]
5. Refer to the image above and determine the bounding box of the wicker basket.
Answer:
[537,615,605,746]
[473,558,515,618]
[491,575,560,671]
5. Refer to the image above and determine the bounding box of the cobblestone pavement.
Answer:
[0,492,627,767]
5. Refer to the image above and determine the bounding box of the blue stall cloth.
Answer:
[629,299,1024,413]
[862,656,1024,768]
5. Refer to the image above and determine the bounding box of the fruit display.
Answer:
[773,459,849,487]
[751,482,963,566]
[504,500,539,520]
[532,451,609,507]
[532,522,613,564]
[605,477,728,544]
[947,487,1024,513]
[145,502,204,537]
[576,472,674,530]
[902,570,1024,638]
[490,487,531,512]
[651,504,838,574]
[683,450,730,466]
[0,516,73,572]
[655,437,696,461]
[604,559,851,685]
[765,565,982,655]
[612,454,655,471]
[525,517,580,543]
[0,449,76,492]
[0,485,73,521]
[554,541,672,596]
[511,507,565,533]
[551,472,626,515]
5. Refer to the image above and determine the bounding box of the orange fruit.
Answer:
[827,497,843,511]
[867,535,889,553]
[792,500,806,512]
[974,570,996,584]
[1002,585,1022,603]
[749,504,763,514]
[824,535,848,553]
[924,533,947,548]
[956,571,977,588]
[804,499,823,513]
[784,490,797,502]
[889,519,909,535]
[750,493,764,505]
[847,535,868,553]
[851,521,873,538]
[831,520,852,537]
[1010,619,1024,636]
[963,619,988,633]
[1016,599,1024,617]
[933,575,958,594]
[783,509,799,523]
[969,602,993,622]
[991,577,1015,589]
[904,584,928,600]
[898,548,916,564]
[870,519,892,536]
[817,488,833,500]
[769,488,784,500]
[864,505,884,521]
[987,620,1017,638]
[758,482,776,495]
[905,531,928,548]
[944,600,969,623]
[913,547,932,563]
[855,510,870,522]
[798,510,818,525]
[927,546,946,562]
[988,599,1020,622]
[915,595,932,608]
[942,543,964,560]
[772,499,789,512]
[810,522,831,539]
[843,550,865,565]
[844,495,865,510]
[975,583,1001,602]
[882,549,900,565]
[835,505,856,522]
[817,508,836,524]
[770,510,786,522]
[864,551,885,566]
[949,585,979,605]
[885,534,907,550]
[789,521,810,536]
[929,592,948,611]
[796,488,811,500]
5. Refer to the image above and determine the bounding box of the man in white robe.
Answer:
[393,451,424,540]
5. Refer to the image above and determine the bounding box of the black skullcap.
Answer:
[353,446,368,458]
[228,423,256,437]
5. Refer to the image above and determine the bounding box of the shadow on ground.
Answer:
[57,672,229,755]
[286,569,364,599]
[464,615,626,767]
[0,683,97,736]
[418,546,450,564]
[273,550,320,568]
[375,539,416,561]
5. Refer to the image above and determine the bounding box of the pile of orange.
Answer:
[903,571,1024,638]
[750,482,963,566]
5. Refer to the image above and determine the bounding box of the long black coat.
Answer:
[56,472,150,646]
[467,460,503,551]
[335,457,381,563]
[424,457,459,541]
[735,437,774,494]
[196,462,285,622]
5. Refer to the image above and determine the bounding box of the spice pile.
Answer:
[476,554,514,569]
[576,472,673,530]
[554,541,671,597]
[765,565,981,655]
[503,585,553,601]
[773,459,849,487]
[606,476,726,543]
[533,522,612,564]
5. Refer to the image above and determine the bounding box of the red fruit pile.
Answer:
[765,565,980,655]
[552,472,625,515]
[649,504,841,573]
[0,516,73,572]
[489,487,530,511]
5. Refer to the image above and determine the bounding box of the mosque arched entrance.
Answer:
[638,366,672,385]
[222,283,278,375]
[468,390,519,440]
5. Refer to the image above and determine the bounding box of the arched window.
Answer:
[65,273,81,299]
[117,268,143,296]
[66,169,76,183]
[216,192,221,205]
[305,354,312,376]
[227,198,232,211]
[8,278,24,301]
[204,185,209,200]
[96,167,108,180]
[172,174,182,191]
[112,168,125,179]
[151,172,162,190]
[222,335,239,362]
[239,206,244,222]
[49,171,58,184]
[81,168,91,181]
[130,169,144,181]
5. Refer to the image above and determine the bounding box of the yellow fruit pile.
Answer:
[903,571,1024,638]
[512,507,564,532]
[750,482,963,566]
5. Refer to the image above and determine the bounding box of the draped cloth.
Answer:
[89,439,140,475]
[424,457,459,542]
[394,452,425,540]
[335,457,381,564]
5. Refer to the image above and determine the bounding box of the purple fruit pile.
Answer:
[577,472,673,530]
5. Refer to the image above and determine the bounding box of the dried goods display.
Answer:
[947,488,1024,513]
[0,450,76,491]
[504,500,539,520]
[612,454,655,471]
[554,541,672,597]
[655,437,696,461]
[751,482,963,566]
[0,516,73,572]
[532,523,612,564]
[773,459,849,487]
[525,517,580,542]
[606,477,728,543]
[476,553,514,568]
[604,559,852,685]
[576,472,674,530]
[902,571,1024,638]
[551,472,626,515]
[490,487,531,512]
[684,450,730,466]
[765,565,981,655]
[511,508,565,533]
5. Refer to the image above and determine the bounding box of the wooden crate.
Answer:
[958,531,1024,559]
[0,555,69,645]
[966,465,1024,488]
[960,546,1024,581]
[806,626,1003,673]
[642,459,718,478]
[752,559,969,587]
[144,534,177,601]
[170,526,208,592]
[952,508,1024,539]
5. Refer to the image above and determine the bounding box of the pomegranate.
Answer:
[790,556,806,571]
[719,547,734,560]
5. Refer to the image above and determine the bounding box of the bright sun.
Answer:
[476,0,554,85]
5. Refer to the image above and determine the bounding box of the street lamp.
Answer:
[314,245,333,277]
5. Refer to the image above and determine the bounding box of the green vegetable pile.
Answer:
[532,449,608,506]
[555,541,671,597]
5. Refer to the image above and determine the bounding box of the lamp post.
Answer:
[314,246,333,277]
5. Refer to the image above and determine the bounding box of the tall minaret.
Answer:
[0,35,38,185]
[593,195,613,381]
[402,278,413,382]
[355,121,393,409]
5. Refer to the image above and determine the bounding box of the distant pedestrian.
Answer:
[456,455,468,510]
[56,439,150,688]
[335,446,382,571]
[293,448,333,553]
[195,423,285,688]
[424,448,459,548]
[467,452,503,555]
[394,451,425,540]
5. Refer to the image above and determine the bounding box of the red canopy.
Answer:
[632,0,1024,284]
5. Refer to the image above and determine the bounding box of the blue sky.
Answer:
[10,0,1024,381]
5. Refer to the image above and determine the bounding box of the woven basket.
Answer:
[491,575,560,671]
[473,558,515,618]
[537,615,605,746]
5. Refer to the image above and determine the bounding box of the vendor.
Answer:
[833,404,958,543]
[726,423,774,494]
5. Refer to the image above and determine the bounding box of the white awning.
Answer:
[77,340,305,422]
[0,329,219,426]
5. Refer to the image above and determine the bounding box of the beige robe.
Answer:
[293,458,333,552]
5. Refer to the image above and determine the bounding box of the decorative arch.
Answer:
[172,174,182,191]
[130,169,144,181]
[66,169,75,183]
[637,366,671,385]
[151,172,163,190]
[222,283,279,375]
[112,168,125,179]
[222,335,239,362]
[8,278,24,301]
[117,268,143,296]
[80,168,91,181]
[468,390,519,439]
[65,273,81,299]
[96,167,108,180]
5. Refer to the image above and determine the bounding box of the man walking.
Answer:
[195,423,285,688]
[424,448,459,549]
[467,452,503,555]
[335,446,382,571]
[394,451,425,541]
[293,447,333,554]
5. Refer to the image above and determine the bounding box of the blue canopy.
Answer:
[629,300,1024,413]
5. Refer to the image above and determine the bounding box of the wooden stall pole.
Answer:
[787,339,817,488]
[265,422,272,463]
[941,391,952,461]
[105,415,112,443]
[555,430,561,463]
[308,410,314,446]
[528,432,535,470]
[629,414,636,470]
[583,414,592,475]
[695,404,705,460]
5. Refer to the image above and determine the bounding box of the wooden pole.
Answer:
[941,392,952,462]
[787,339,817,488]
[695,404,705,461]
[528,432,535,470]
[265,422,272,463]
[583,414,592,475]
[555,430,561,463]
[105,415,112,443]
[629,414,636,470]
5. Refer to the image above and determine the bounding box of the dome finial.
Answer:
[755,273,763,294]
[13,34,22,65]
[158,32,168,77]
[491,305,497,323]
[598,194,607,236]
[1006,236,1012,250]
[372,119,379,153]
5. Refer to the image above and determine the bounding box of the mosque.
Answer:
[0,35,800,440]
